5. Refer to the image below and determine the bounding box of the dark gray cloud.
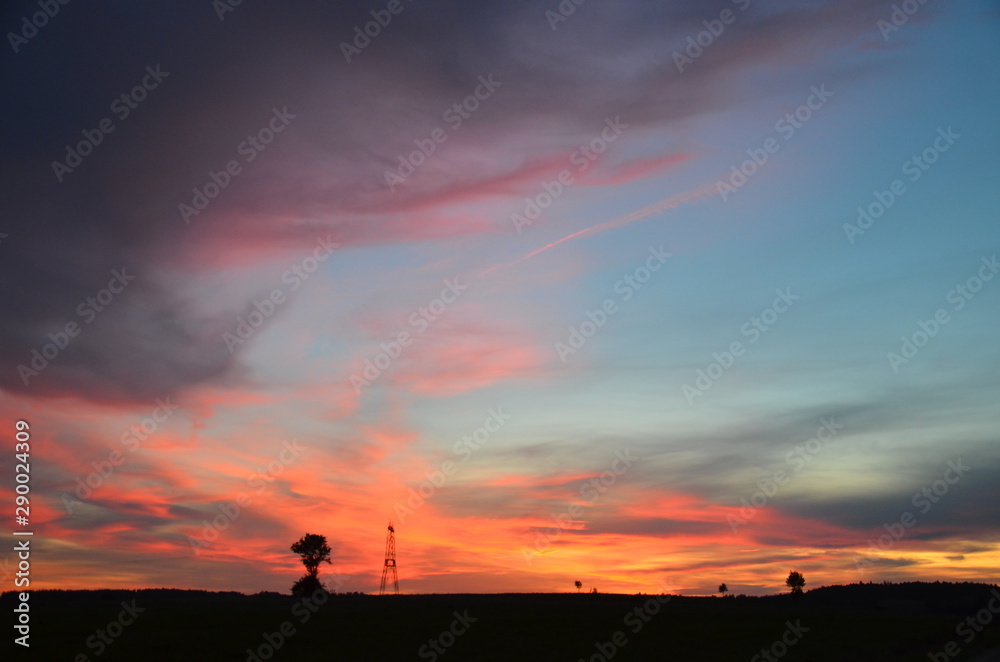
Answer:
[1,0,894,404]
[839,556,921,570]
[769,443,1000,540]
[571,516,722,537]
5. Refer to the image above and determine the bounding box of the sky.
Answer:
[0,0,998,597]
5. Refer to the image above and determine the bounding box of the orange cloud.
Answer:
[390,333,548,397]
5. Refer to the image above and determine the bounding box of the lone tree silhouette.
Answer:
[719,583,728,597]
[292,533,331,577]
[575,581,583,593]
[290,533,332,597]
[785,571,805,597]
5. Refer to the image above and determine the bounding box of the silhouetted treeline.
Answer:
[790,581,999,614]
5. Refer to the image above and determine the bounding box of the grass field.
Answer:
[6,582,999,661]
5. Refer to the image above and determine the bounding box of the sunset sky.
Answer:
[1,0,998,597]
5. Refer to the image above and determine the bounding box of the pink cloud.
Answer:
[389,324,549,397]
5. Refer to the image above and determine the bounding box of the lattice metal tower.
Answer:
[379,521,398,595]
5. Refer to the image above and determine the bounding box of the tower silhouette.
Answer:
[379,521,398,595]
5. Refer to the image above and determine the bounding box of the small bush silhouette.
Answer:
[291,574,325,597]
[786,571,806,597]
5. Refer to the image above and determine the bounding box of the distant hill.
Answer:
[791,581,999,614]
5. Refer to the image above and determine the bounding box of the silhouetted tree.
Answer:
[291,533,331,577]
[786,571,805,596]
[290,533,332,598]
[575,581,583,593]
[719,583,728,597]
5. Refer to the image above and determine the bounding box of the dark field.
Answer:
[6,582,1000,661]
